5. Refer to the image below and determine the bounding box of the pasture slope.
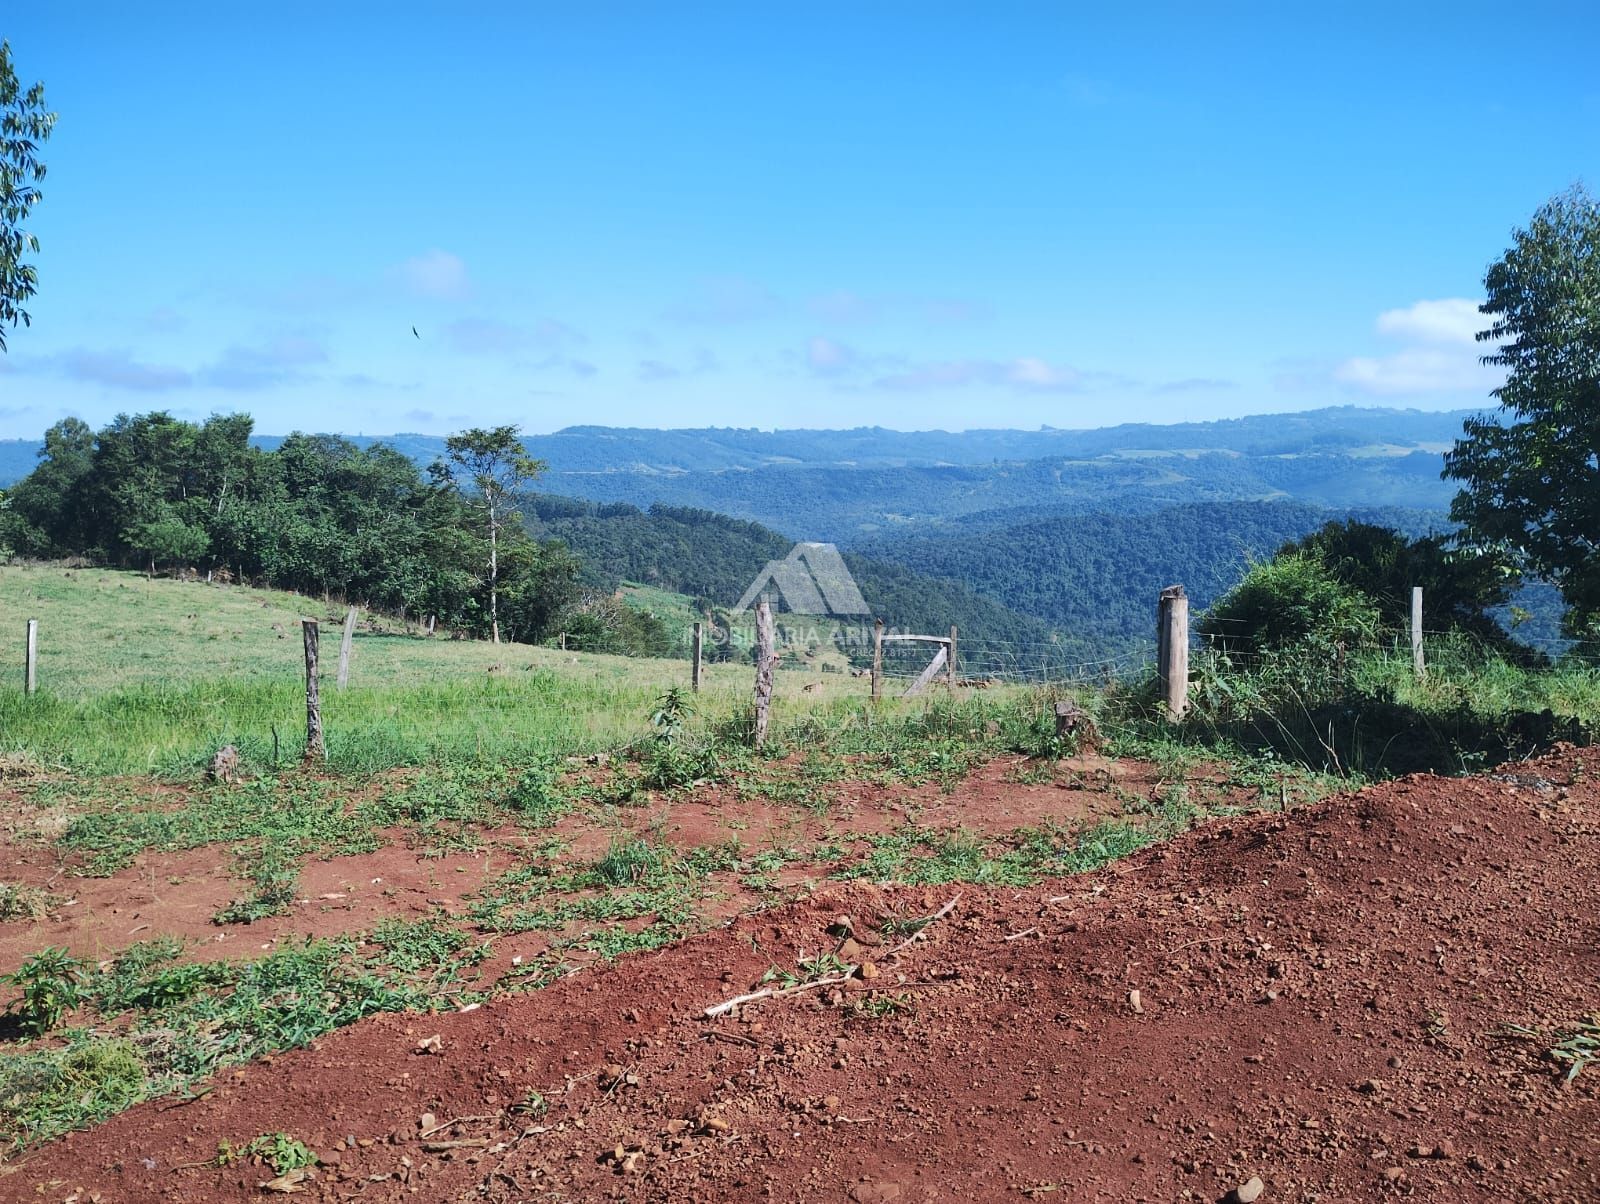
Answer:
[9,747,1597,1203]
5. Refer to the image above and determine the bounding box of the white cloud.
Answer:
[398,250,470,300]
[1374,298,1485,346]
[1334,347,1499,395]
[1333,296,1502,396]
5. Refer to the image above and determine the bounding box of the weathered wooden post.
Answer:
[947,625,958,691]
[753,600,775,747]
[1157,585,1189,722]
[302,619,325,761]
[691,621,703,693]
[1411,586,1425,678]
[24,618,38,695]
[871,618,884,703]
[336,606,358,690]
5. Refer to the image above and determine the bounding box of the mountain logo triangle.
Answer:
[733,542,870,615]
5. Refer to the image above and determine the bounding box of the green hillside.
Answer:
[854,501,1447,652]
[525,497,1072,661]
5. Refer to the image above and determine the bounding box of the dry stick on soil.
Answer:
[1004,927,1039,941]
[701,893,962,1019]
[702,1029,762,1048]
[419,1112,502,1140]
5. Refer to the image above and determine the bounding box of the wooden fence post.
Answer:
[302,619,325,762]
[947,625,958,691]
[753,600,775,747]
[24,618,38,695]
[1411,586,1425,678]
[337,606,358,690]
[1157,585,1189,722]
[871,618,884,703]
[691,621,703,693]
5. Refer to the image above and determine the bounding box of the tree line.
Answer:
[0,412,596,646]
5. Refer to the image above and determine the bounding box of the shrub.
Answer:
[1198,552,1380,655]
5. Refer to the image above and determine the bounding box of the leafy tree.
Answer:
[497,538,583,644]
[126,507,211,577]
[1444,185,1600,637]
[434,426,545,643]
[5,416,94,553]
[1,41,55,350]
[1281,520,1517,647]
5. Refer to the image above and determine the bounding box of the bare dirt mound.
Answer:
[9,750,1599,1203]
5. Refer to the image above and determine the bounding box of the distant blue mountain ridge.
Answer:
[1,405,1481,544]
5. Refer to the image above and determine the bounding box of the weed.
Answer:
[214,838,301,924]
[503,760,570,827]
[851,993,911,1019]
[4,948,88,1037]
[580,922,683,958]
[649,687,693,744]
[0,1037,146,1152]
[511,1089,548,1118]
[219,1132,319,1175]
[1004,759,1057,786]
[759,950,852,991]
[93,941,232,1013]
[594,835,672,886]
[368,913,487,975]
[1508,1016,1600,1083]
[1549,1018,1600,1082]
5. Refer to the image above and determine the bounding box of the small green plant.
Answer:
[1004,759,1057,786]
[763,950,851,989]
[503,760,570,826]
[650,687,693,743]
[1508,1016,1600,1083]
[593,835,672,886]
[4,947,87,1036]
[368,913,486,975]
[219,1132,319,1175]
[852,993,911,1019]
[511,1089,547,1118]
[1549,1018,1600,1082]
[0,1037,146,1152]
[213,838,300,924]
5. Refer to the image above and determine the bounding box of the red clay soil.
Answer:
[8,748,1599,1204]
[0,753,1152,978]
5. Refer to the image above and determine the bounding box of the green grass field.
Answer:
[0,567,994,774]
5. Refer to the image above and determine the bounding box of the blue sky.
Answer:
[1,1,1597,438]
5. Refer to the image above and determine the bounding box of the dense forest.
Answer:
[522,495,1066,659]
[855,500,1465,653]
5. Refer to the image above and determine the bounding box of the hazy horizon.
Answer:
[0,401,1494,445]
